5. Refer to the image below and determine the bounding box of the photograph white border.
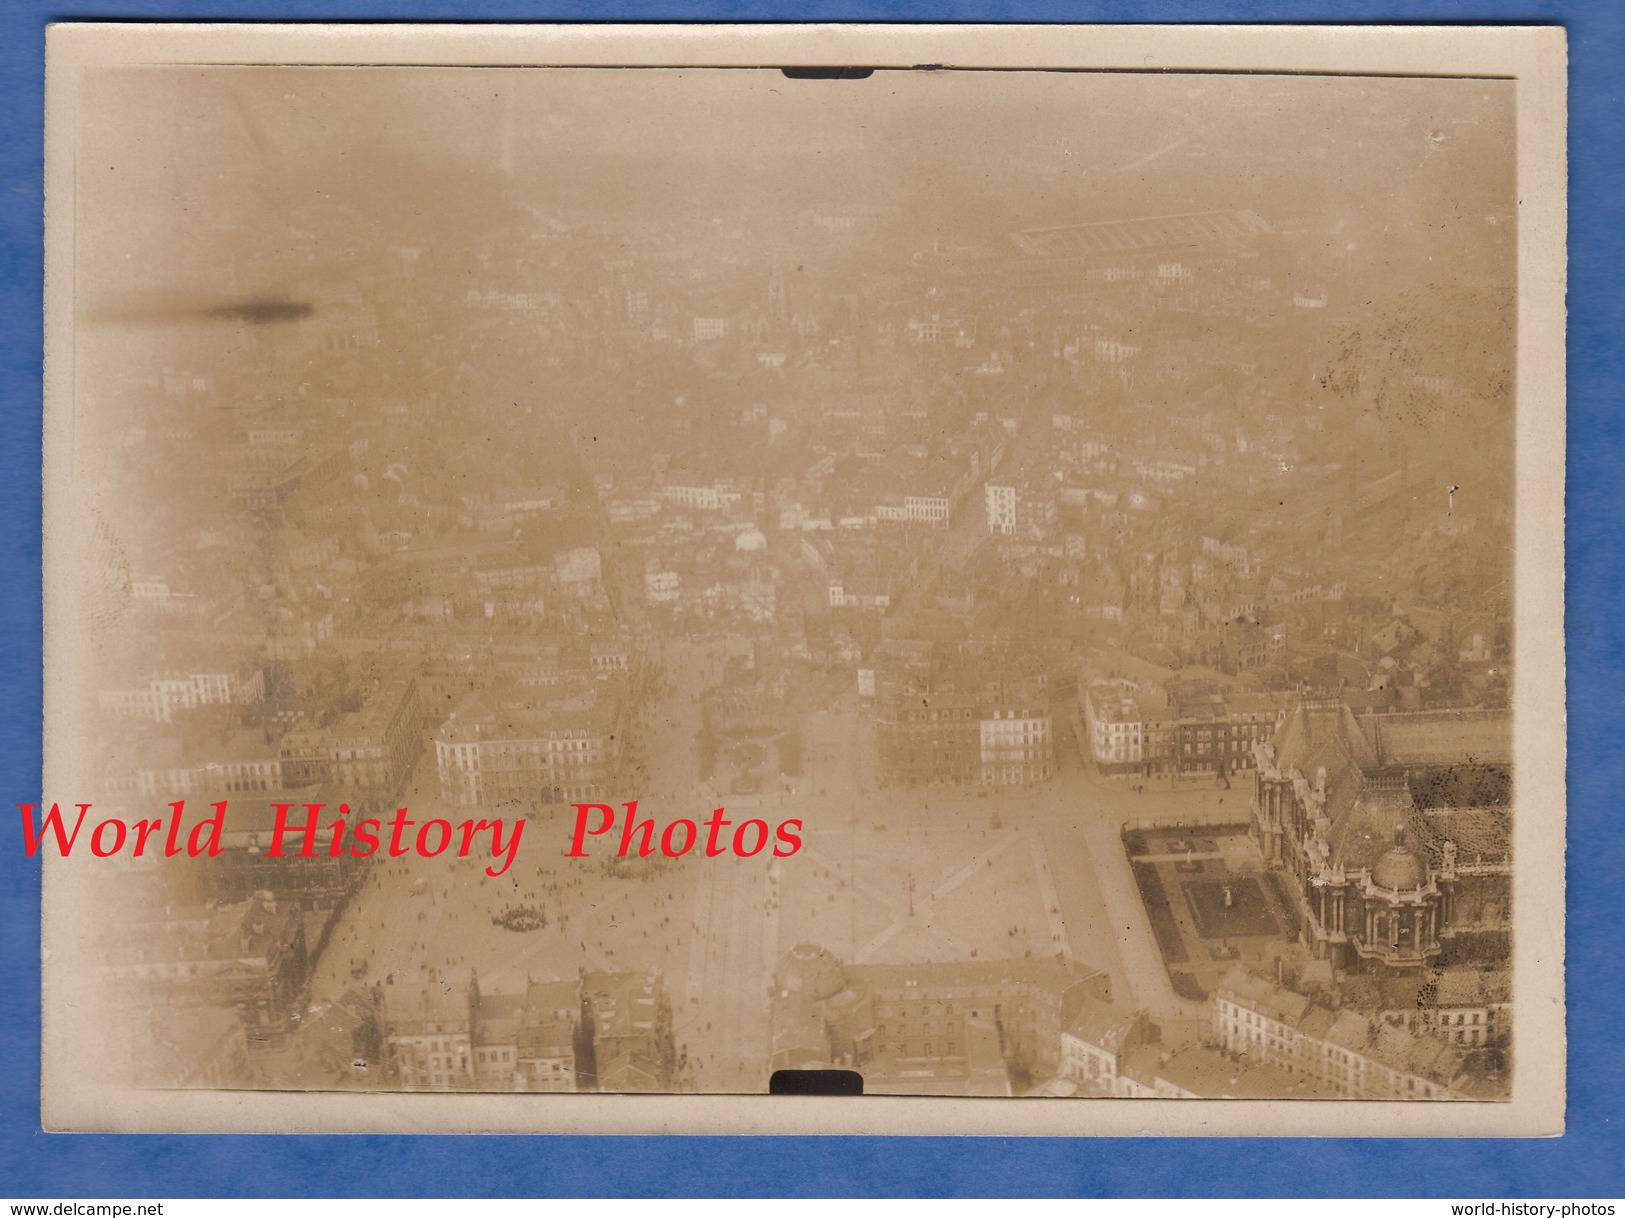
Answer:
[42,21,1567,1136]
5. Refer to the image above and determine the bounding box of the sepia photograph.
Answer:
[39,23,1566,1137]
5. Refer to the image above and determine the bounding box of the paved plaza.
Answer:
[293,640,1251,1092]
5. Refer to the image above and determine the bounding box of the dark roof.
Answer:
[1063,997,1140,1053]
[1367,710,1512,767]
[1371,843,1428,892]
[1410,805,1513,867]
[1156,1047,1240,1097]
[1217,967,1312,1025]
[775,944,848,1003]
[1270,700,1379,776]
[1326,782,1416,873]
[583,970,666,1041]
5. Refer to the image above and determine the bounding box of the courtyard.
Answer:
[1124,824,1306,1002]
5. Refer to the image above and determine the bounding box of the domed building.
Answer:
[1251,698,1511,975]
[1372,842,1427,893]
[770,944,872,1074]
[774,943,848,1004]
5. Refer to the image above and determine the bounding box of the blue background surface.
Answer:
[1,0,1617,1198]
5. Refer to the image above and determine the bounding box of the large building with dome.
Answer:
[1249,699,1512,976]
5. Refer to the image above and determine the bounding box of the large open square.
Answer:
[284,662,1260,1091]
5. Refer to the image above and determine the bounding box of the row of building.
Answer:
[770,943,1113,1096]
[102,634,639,822]
[871,650,1057,789]
[769,942,1503,1101]
[869,643,1300,792]
[1083,678,1289,777]
[100,676,427,814]
[383,968,675,1093]
[1058,961,1500,1100]
[100,892,313,1064]
[98,665,266,724]
[433,679,628,809]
